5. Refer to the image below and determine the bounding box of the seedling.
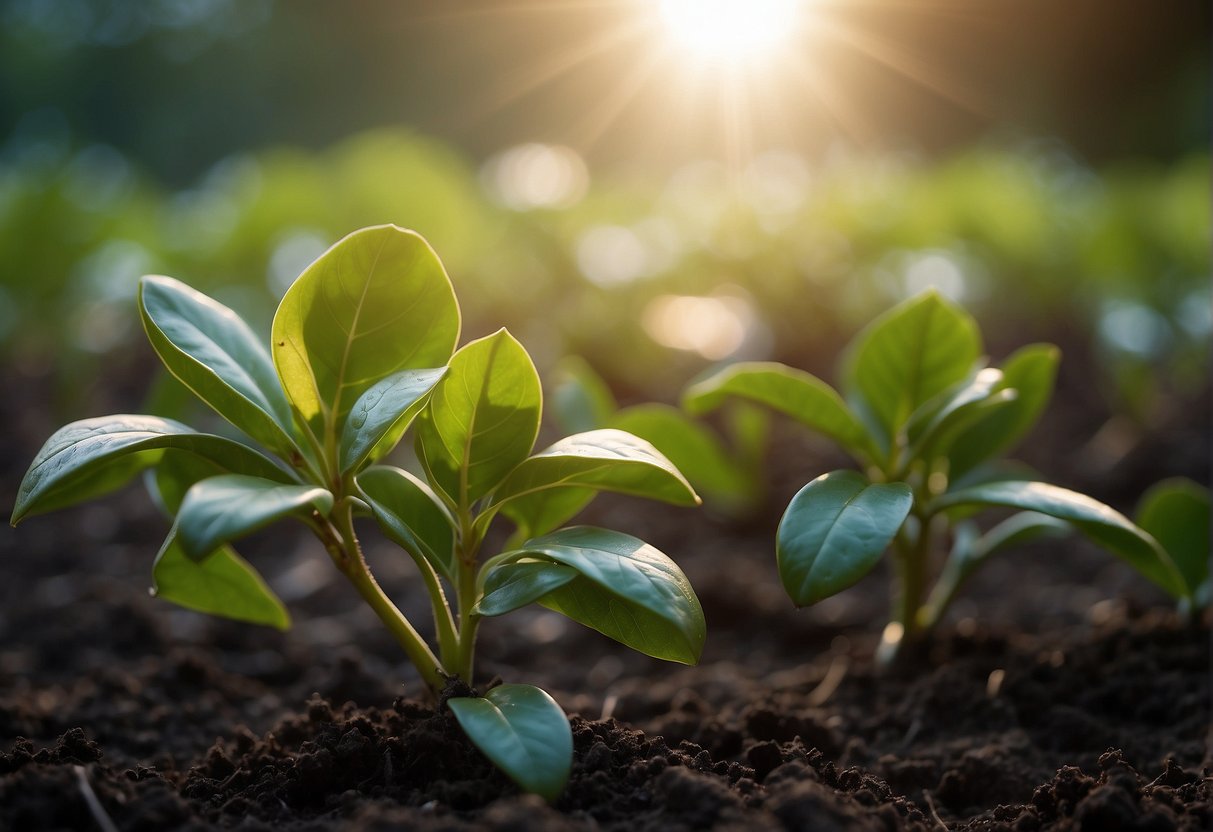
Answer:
[685,290,1194,664]
[12,225,706,800]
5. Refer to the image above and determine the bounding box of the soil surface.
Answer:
[1,363,1209,830]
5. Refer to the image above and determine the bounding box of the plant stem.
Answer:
[326,502,444,694]
[878,510,932,668]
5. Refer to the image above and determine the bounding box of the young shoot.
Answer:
[684,290,1196,665]
[12,225,706,800]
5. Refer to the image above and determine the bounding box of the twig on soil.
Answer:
[922,789,949,831]
[807,654,850,707]
[600,692,619,721]
[73,765,119,832]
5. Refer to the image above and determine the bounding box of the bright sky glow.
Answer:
[658,0,803,64]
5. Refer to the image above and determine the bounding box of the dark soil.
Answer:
[1,365,1209,830]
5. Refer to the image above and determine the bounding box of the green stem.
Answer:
[452,512,483,686]
[878,511,932,667]
[326,502,444,694]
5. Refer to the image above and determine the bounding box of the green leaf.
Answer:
[499,526,705,664]
[474,560,578,616]
[843,290,981,443]
[492,429,700,528]
[550,356,617,433]
[151,528,290,630]
[271,225,460,435]
[448,684,572,802]
[12,415,292,525]
[932,480,1187,598]
[1136,478,1211,605]
[947,344,1060,478]
[177,474,333,561]
[611,404,756,511]
[776,470,914,606]
[356,465,456,581]
[683,362,873,461]
[139,275,298,455]
[416,329,541,508]
[967,511,1071,563]
[146,450,232,516]
[339,367,447,473]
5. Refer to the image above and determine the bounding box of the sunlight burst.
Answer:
[658,0,804,64]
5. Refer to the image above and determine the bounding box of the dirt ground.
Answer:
[0,359,1209,830]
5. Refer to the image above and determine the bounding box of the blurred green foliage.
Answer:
[1,126,1208,432]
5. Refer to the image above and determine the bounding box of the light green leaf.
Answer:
[683,362,873,461]
[177,474,333,561]
[777,470,914,606]
[151,527,290,630]
[1137,478,1210,605]
[947,344,1060,478]
[139,275,298,455]
[415,329,541,508]
[339,367,447,473]
[500,526,705,664]
[932,480,1186,598]
[550,356,617,433]
[448,684,572,802]
[843,291,981,443]
[11,415,292,525]
[271,225,460,435]
[610,404,756,510]
[146,450,232,516]
[474,560,578,616]
[356,465,456,581]
[492,429,699,529]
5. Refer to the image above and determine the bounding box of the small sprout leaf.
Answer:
[933,480,1187,598]
[499,526,705,664]
[139,276,298,455]
[356,465,457,581]
[683,362,872,461]
[493,429,699,530]
[448,684,572,802]
[777,470,914,606]
[947,344,1060,478]
[416,329,541,508]
[843,290,981,444]
[177,475,333,561]
[339,367,447,473]
[271,225,460,435]
[12,416,292,525]
[1136,478,1211,606]
[475,561,579,616]
[152,528,290,630]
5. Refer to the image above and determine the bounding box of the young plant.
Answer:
[550,355,768,519]
[684,290,1193,664]
[11,225,705,800]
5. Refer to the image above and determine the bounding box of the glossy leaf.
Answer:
[271,225,460,434]
[356,465,456,581]
[905,368,1005,450]
[177,474,333,561]
[492,429,699,528]
[611,404,756,510]
[339,367,447,473]
[967,511,1071,563]
[932,480,1186,598]
[11,415,292,525]
[843,290,980,442]
[683,362,872,460]
[146,450,231,516]
[1136,478,1210,604]
[947,344,1060,478]
[777,470,914,606]
[139,275,297,454]
[416,329,541,508]
[152,528,290,630]
[474,560,578,616]
[498,526,705,664]
[448,684,572,801]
